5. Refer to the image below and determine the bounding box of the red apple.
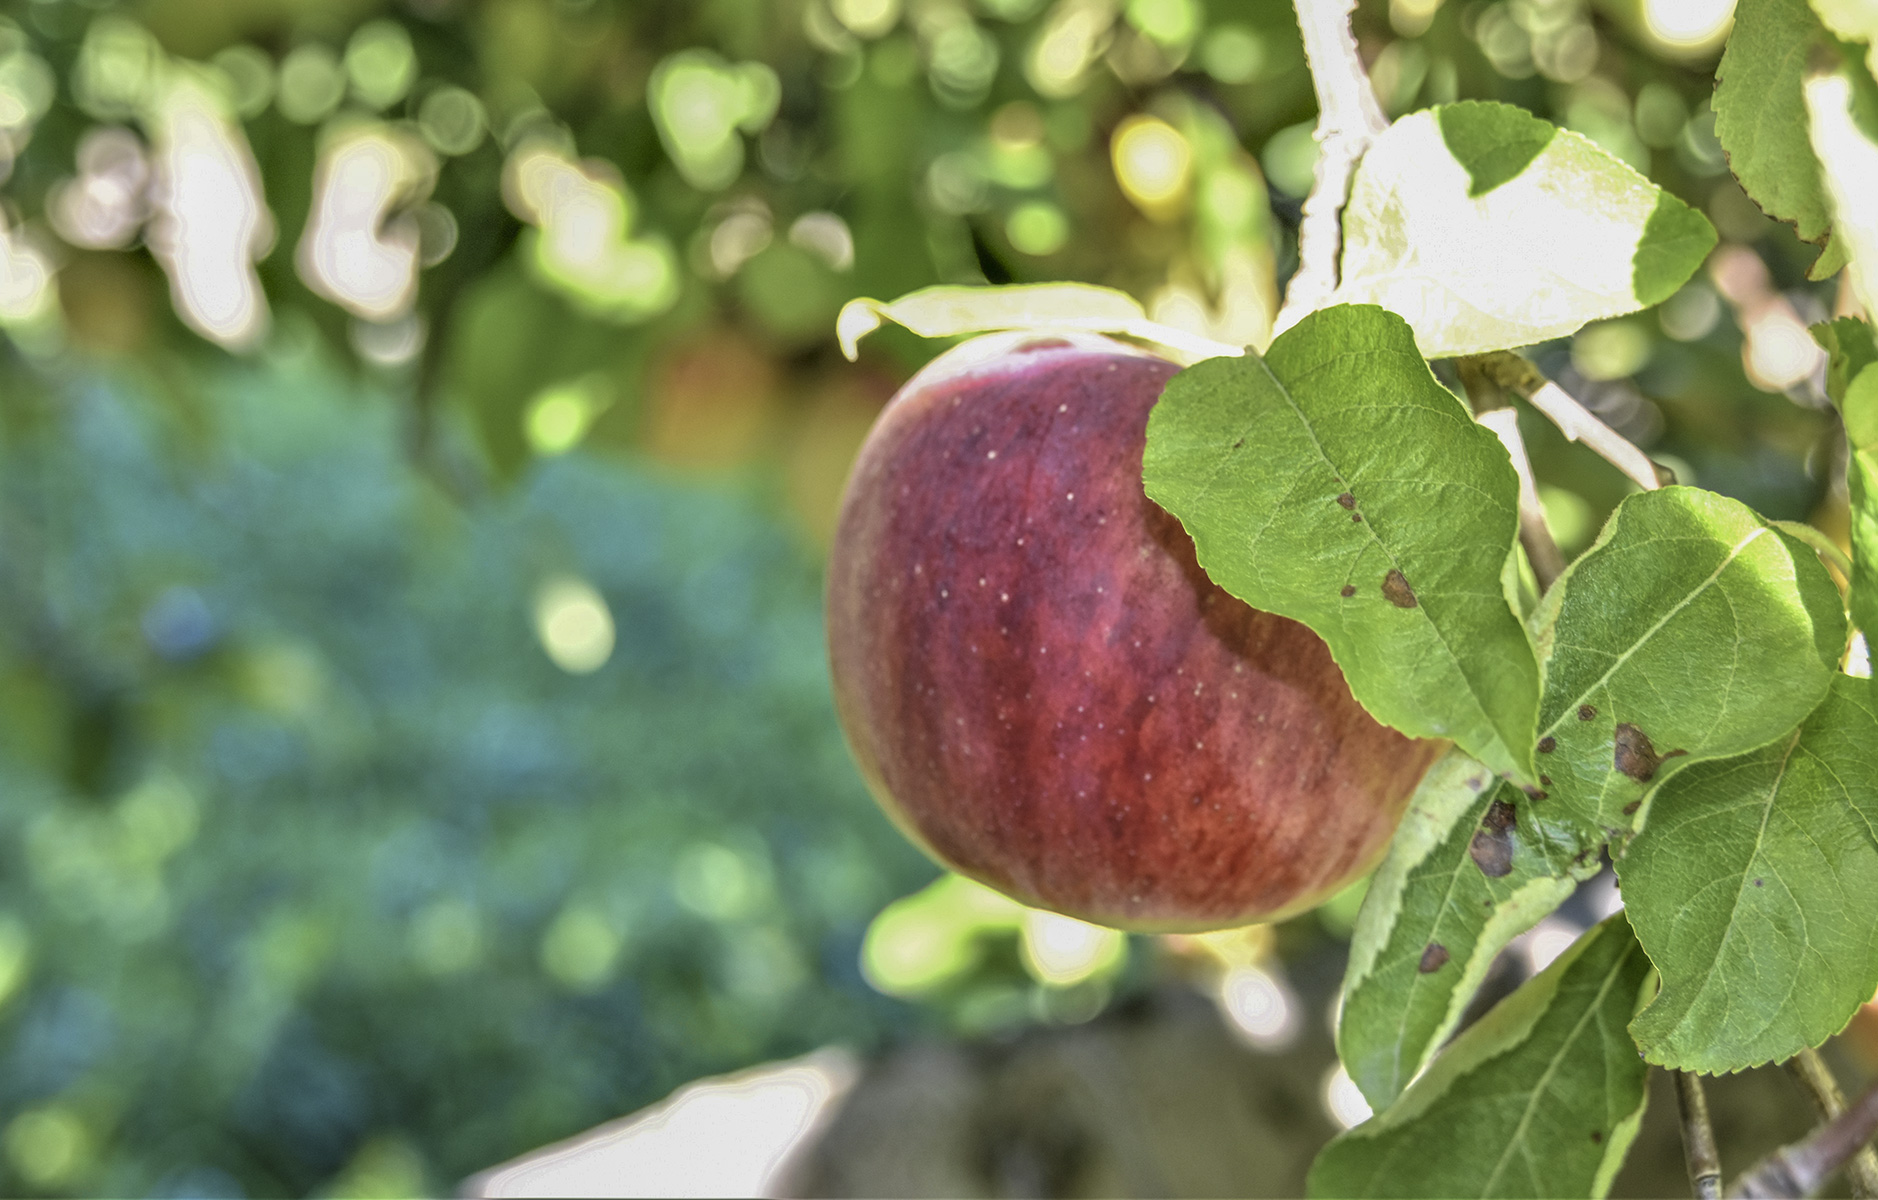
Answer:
[826,331,1443,931]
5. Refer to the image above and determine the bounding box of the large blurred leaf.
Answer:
[1716,0,1834,244]
[1310,915,1652,1199]
[1330,103,1715,357]
[1337,751,1601,1110]
[1530,487,1846,833]
[1144,303,1540,781]
[1622,675,1878,1071]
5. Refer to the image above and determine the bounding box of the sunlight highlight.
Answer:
[144,78,272,350]
[1019,908,1125,986]
[297,126,436,321]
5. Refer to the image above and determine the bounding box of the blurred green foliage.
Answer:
[0,0,1856,1193]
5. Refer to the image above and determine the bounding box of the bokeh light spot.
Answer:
[1323,1065,1373,1129]
[4,1106,88,1189]
[345,21,417,111]
[1019,908,1125,987]
[533,576,615,674]
[540,904,623,992]
[1112,115,1192,213]
[1005,201,1068,255]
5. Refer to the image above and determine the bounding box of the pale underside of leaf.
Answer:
[1623,676,1878,1072]
[1331,108,1701,358]
[835,283,1238,364]
[1310,915,1652,1200]
[1338,750,1601,1109]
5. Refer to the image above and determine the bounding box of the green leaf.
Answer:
[1338,750,1603,1110]
[1530,487,1847,833]
[1333,103,1715,358]
[1310,915,1653,1200]
[1143,303,1541,781]
[1622,675,1878,1072]
[1715,0,1834,243]
[1437,101,1556,197]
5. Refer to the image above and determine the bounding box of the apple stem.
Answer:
[1274,0,1388,337]
[1783,1049,1878,1198]
[1470,351,1666,494]
[1475,408,1564,592]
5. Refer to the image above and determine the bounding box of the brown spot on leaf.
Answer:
[1622,799,1642,816]
[1591,1131,1603,1144]
[1352,513,1363,523]
[1613,723,1663,782]
[1754,878,1763,887]
[1419,943,1450,973]
[1537,737,1556,754]
[1382,569,1418,608]
[1340,584,1357,597]
[1336,491,1356,509]
[1466,776,1484,791]
[1578,705,1597,721]
[1540,775,1552,786]
[1522,786,1547,801]
[1469,798,1518,877]
[1470,827,1514,877]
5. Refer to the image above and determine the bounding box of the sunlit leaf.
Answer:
[1816,317,1878,684]
[1623,675,1878,1071]
[1310,915,1652,1199]
[1530,487,1846,833]
[1715,0,1835,244]
[1144,303,1541,781]
[1337,750,1602,1111]
[1805,62,1878,319]
[1331,102,1715,357]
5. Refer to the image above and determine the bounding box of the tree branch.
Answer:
[1469,351,1666,493]
[1783,1049,1878,1198]
[1678,1070,1724,1200]
[1274,0,1387,335]
[1476,408,1565,592]
[1731,1078,1878,1199]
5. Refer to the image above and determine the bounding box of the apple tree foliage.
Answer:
[846,1,1878,1193]
[1167,6,1878,1193]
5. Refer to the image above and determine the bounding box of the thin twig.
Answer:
[1469,351,1665,493]
[1678,1070,1724,1200]
[1476,409,1565,592]
[1274,0,1388,335]
[1783,1049,1878,1198]
[1730,1078,1878,1199]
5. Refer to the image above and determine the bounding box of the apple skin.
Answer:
[827,331,1444,932]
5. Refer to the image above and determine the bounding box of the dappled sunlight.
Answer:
[297,125,435,322]
[144,78,272,350]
